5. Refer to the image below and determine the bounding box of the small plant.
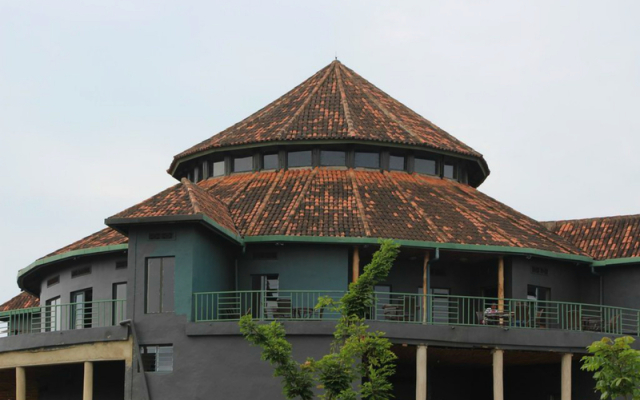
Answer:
[239,239,400,400]
[581,336,640,400]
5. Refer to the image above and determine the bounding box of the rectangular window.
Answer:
[146,257,175,314]
[414,158,437,176]
[212,160,225,177]
[443,163,456,179]
[140,345,174,372]
[233,156,253,172]
[45,297,62,332]
[262,153,279,170]
[287,151,312,168]
[71,266,91,278]
[112,283,127,324]
[389,155,406,171]
[193,166,200,182]
[201,160,209,180]
[354,152,379,169]
[71,289,93,329]
[47,276,60,287]
[320,151,346,166]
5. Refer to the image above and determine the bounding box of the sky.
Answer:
[0,0,638,300]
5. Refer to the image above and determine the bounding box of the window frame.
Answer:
[354,151,380,169]
[140,344,174,373]
[287,150,313,168]
[232,155,253,173]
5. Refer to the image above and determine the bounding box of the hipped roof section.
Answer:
[0,292,39,313]
[106,178,241,243]
[544,214,640,263]
[169,61,489,183]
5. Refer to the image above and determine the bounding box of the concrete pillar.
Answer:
[561,353,572,400]
[16,367,26,400]
[416,345,427,400]
[352,246,360,283]
[84,361,94,400]
[492,349,504,400]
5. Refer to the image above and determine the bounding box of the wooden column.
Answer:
[16,367,26,400]
[561,353,572,400]
[498,256,505,312]
[422,252,429,324]
[492,349,504,400]
[83,361,94,400]
[352,246,360,283]
[416,345,427,400]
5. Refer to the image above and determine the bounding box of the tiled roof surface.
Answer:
[191,169,582,255]
[110,178,239,236]
[44,227,128,259]
[544,215,640,260]
[0,292,39,312]
[170,61,484,172]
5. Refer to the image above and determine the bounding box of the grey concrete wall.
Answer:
[602,264,640,309]
[39,253,128,306]
[511,256,587,303]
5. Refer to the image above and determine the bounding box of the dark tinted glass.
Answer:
[389,155,405,171]
[193,167,200,182]
[233,156,253,172]
[444,164,456,179]
[287,151,312,167]
[320,151,346,166]
[415,158,437,175]
[263,153,278,170]
[212,161,225,177]
[354,152,379,169]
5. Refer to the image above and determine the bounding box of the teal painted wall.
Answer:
[238,244,348,291]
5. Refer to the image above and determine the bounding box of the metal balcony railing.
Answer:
[193,290,640,336]
[0,299,126,337]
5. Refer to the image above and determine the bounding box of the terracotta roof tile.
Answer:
[44,228,128,259]
[0,292,39,312]
[170,61,484,173]
[544,215,640,260]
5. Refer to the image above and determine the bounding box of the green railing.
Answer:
[193,290,640,336]
[0,299,126,337]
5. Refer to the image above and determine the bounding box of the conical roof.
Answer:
[169,61,487,175]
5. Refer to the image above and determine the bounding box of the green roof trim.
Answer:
[242,235,594,264]
[18,244,129,282]
[591,257,640,267]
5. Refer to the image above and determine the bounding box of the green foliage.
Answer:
[581,336,640,400]
[239,239,401,399]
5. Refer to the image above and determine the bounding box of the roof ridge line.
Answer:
[281,168,319,235]
[385,172,451,243]
[348,169,372,237]
[335,63,357,137]
[543,214,640,224]
[276,62,335,140]
[181,178,203,214]
[244,172,285,235]
[340,65,424,144]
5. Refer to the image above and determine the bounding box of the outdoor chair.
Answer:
[476,311,485,325]
[535,309,546,329]
[382,304,403,321]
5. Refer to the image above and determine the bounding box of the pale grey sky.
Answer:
[1,0,639,300]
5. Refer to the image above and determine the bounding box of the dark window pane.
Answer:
[354,152,379,169]
[287,151,312,167]
[263,154,278,170]
[161,258,175,313]
[201,161,209,179]
[113,283,127,324]
[389,155,405,171]
[141,345,174,372]
[320,151,346,166]
[212,161,225,177]
[415,158,437,175]
[146,259,162,314]
[193,166,200,182]
[233,156,253,172]
[444,164,456,179]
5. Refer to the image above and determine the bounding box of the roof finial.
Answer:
[335,51,338,61]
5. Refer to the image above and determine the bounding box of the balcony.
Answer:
[193,290,639,336]
[0,299,126,337]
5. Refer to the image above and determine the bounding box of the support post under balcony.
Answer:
[16,366,26,400]
[352,246,360,283]
[84,361,94,400]
[416,345,427,400]
[561,353,572,400]
[498,256,505,313]
[492,349,504,400]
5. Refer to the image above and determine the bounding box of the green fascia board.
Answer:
[243,235,593,264]
[105,214,244,245]
[591,257,640,267]
[18,244,129,282]
[169,139,490,183]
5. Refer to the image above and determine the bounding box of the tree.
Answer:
[581,336,640,400]
[239,239,401,400]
